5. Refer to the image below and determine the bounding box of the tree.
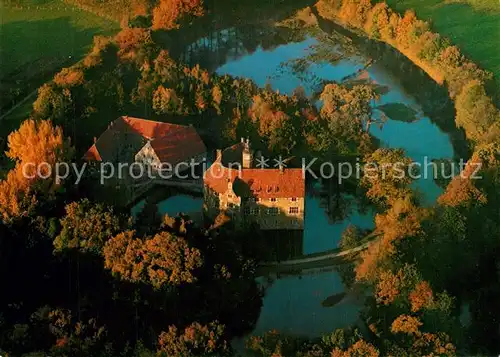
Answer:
[0,119,72,223]
[409,281,434,312]
[142,231,202,287]
[395,10,428,48]
[104,231,203,289]
[153,85,182,114]
[338,0,373,28]
[53,67,85,88]
[6,119,72,168]
[339,224,363,250]
[157,321,229,356]
[103,230,146,283]
[248,92,300,154]
[360,148,414,205]
[454,80,499,143]
[53,199,123,254]
[152,0,204,30]
[331,339,380,357]
[391,314,422,335]
[33,84,72,123]
[365,3,394,40]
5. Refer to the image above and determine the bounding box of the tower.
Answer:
[242,138,253,168]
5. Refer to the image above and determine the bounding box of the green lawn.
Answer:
[386,0,500,90]
[0,0,119,76]
[0,0,119,137]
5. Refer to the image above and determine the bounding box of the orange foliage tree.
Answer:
[331,339,380,357]
[409,280,434,313]
[338,0,372,28]
[157,321,229,356]
[104,230,203,289]
[391,314,422,335]
[0,119,72,223]
[152,0,204,30]
[360,148,414,205]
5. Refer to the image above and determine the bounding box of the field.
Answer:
[0,0,119,135]
[386,0,500,91]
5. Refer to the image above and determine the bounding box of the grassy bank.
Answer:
[386,0,500,90]
[0,0,119,134]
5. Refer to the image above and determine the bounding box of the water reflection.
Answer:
[252,272,362,337]
[216,34,454,205]
[137,23,458,341]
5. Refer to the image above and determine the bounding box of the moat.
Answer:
[134,16,457,342]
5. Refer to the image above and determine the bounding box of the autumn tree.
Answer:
[390,315,456,356]
[0,166,37,223]
[33,84,72,123]
[153,85,182,114]
[6,119,72,167]
[53,199,123,254]
[454,79,499,143]
[365,3,394,40]
[338,0,372,28]
[395,10,428,49]
[104,230,203,289]
[319,83,377,154]
[53,67,85,88]
[157,321,229,356]
[331,339,380,357]
[248,91,300,154]
[360,148,415,205]
[152,0,204,30]
[0,119,72,223]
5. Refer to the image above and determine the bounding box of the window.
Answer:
[244,207,251,215]
[289,207,299,214]
[228,194,233,199]
[291,197,297,202]
[248,197,256,203]
[251,207,259,215]
[292,219,299,227]
[270,198,277,202]
[267,207,278,216]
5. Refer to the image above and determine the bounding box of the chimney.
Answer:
[93,137,97,143]
[216,149,222,161]
[241,137,245,143]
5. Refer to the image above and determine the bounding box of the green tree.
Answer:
[53,199,123,254]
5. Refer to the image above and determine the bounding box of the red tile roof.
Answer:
[204,161,305,199]
[83,144,102,161]
[83,116,206,164]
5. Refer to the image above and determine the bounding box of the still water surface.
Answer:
[137,29,455,341]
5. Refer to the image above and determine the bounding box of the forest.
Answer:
[0,0,499,356]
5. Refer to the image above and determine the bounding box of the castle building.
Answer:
[204,139,305,230]
[83,116,206,172]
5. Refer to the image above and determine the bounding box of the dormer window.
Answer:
[266,186,272,193]
[291,197,297,202]
[270,198,277,202]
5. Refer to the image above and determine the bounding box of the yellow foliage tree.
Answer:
[0,119,72,223]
